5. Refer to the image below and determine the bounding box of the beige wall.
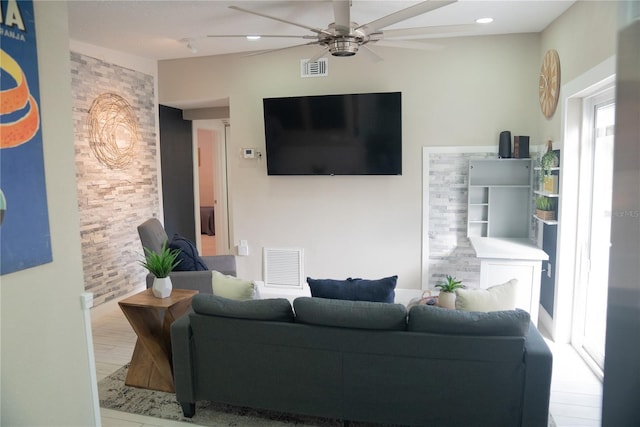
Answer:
[0,2,97,425]
[160,34,541,288]
[539,0,619,143]
[158,2,618,291]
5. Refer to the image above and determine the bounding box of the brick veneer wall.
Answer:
[70,51,159,306]
[426,151,495,289]
[426,150,537,290]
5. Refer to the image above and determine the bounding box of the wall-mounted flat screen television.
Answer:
[263,92,402,175]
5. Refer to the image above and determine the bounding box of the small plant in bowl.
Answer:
[435,275,464,309]
[140,241,182,297]
[435,275,464,293]
[536,196,556,221]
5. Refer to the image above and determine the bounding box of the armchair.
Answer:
[137,218,236,294]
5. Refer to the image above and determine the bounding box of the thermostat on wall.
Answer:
[243,148,255,159]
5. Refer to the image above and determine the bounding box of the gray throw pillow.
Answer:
[293,297,407,330]
[407,304,530,337]
[192,294,294,322]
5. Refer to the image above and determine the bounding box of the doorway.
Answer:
[194,120,230,256]
[572,87,615,377]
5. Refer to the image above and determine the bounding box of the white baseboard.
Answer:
[538,304,554,339]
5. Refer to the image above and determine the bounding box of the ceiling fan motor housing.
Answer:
[328,37,359,56]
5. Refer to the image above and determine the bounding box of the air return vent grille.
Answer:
[301,58,328,78]
[263,247,304,288]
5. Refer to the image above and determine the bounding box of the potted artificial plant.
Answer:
[140,241,182,298]
[435,275,464,309]
[539,141,559,191]
[536,196,556,221]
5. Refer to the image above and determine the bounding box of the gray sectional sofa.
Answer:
[171,295,553,427]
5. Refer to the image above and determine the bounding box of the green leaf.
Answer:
[139,241,182,278]
[435,275,464,293]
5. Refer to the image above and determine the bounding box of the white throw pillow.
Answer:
[211,271,256,301]
[454,279,518,312]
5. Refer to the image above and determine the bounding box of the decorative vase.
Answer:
[152,276,172,298]
[438,291,456,309]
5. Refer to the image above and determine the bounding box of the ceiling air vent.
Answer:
[301,58,328,78]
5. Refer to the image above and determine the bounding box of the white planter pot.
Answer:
[438,291,456,309]
[152,276,172,298]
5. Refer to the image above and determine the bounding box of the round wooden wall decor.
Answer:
[88,93,138,169]
[539,49,561,119]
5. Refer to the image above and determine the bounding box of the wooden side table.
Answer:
[118,288,197,392]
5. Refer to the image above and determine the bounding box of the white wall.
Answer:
[158,2,619,294]
[0,2,97,425]
[160,34,541,289]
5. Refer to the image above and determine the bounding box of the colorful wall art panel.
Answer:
[1,0,53,275]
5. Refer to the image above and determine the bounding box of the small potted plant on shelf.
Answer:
[539,140,559,190]
[536,196,556,221]
[435,275,464,309]
[140,241,182,298]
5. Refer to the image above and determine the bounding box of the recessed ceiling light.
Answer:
[246,35,261,41]
[476,17,494,24]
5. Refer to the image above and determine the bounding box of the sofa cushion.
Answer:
[407,304,530,337]
[293,297,407,330]
[211,270,255,300]
[192,294,294,322]
[169,234,208,271]
[306,276,397,303]
[455,279,518,312]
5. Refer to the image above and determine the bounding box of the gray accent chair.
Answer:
[137,218,236,294]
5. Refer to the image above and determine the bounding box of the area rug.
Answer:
[99,365,556,426]
[99,364,382,426]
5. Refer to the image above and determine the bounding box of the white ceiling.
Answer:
[67,1,576,61]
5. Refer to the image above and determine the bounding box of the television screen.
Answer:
[263,92,402,175]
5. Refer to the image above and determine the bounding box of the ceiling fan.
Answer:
[205,0,477,61]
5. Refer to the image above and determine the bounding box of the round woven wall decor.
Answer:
[87,93,138,169]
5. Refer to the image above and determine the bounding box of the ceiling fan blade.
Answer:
[229,5,332,37]
[382,23,478,39]
[332,1,351,33]
[242,41,323,58]
[360,45,384,63]
[357,0,457,33]
[206,34,310,39]
[374,39,443,51]
[306,48,329,63]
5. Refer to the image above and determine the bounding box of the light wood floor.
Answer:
[201,234,216,256]
[91,294,603,426]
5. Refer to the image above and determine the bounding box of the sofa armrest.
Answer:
[202,255,236,277]
[522,323,553,427]
[146,271,213,294]
[171,313,195,412]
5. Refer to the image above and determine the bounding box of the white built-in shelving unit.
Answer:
[467,159,532,238]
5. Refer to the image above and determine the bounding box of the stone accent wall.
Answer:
[426,150,537,290]
[71,52,159,306]
[425,151,495,289]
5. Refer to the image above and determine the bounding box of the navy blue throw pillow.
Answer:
[306,276,397,303]
[168,234,208,271]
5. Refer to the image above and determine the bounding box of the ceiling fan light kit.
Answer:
[204,0,479,60]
